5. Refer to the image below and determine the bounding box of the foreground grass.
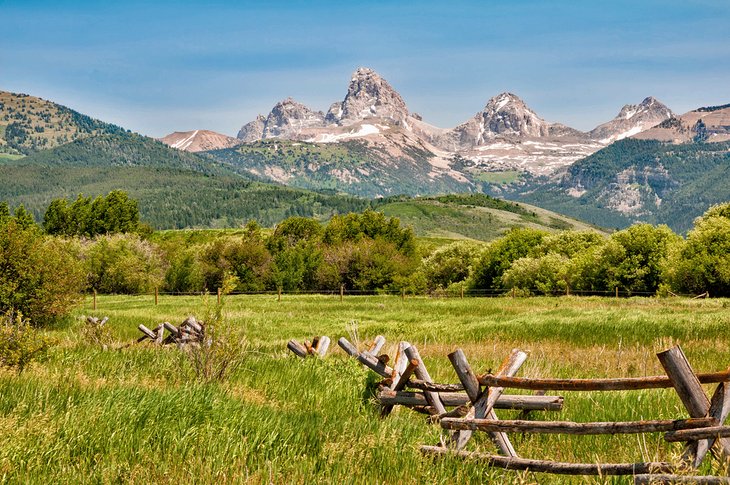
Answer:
[2,295,729,483]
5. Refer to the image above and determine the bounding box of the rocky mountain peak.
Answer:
[590,96,673,143]
[237,98,326,141]
[326,67,409,125]
[475,92,551,139]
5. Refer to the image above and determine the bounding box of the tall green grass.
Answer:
[1,295,729,483]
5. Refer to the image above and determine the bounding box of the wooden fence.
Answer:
[329,337,730,483]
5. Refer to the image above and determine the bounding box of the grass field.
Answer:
[2,295,730,483]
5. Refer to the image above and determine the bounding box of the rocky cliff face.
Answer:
[589,97,673,143]
[325,67,410,125]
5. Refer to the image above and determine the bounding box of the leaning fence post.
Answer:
[404,345,447,416]
[657,346,730,468]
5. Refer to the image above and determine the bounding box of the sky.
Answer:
[2,0,729,138]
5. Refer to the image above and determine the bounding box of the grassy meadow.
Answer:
[2,294,730,483]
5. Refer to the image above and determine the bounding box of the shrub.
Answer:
[0,220,85,324]
[0,311,53,374]
[86,233,167,294]
[421,241,483,291]
[183,277,248,382]
[469,228,547,291]
[664,204,730,296]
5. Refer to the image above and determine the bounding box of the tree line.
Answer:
[1,191,729,327]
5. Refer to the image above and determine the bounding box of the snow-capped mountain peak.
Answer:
[590,96,673,143]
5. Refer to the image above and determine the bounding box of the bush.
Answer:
[469,228,547,291]
[86,233,167,294]
[0,220,85,324]
[664,204,730,296]
[420,241,483,291]
[183,277,248,382]
[0,311,53,374]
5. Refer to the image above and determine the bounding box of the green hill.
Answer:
[0,90,127,155]
[0,132,367,228]
[373,193,607,240]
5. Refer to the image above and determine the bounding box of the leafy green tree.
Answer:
[421,241,483,291]
[588,224,679,294]
[469,228,547,291]
[0,220,85,324]
[323,209,416,256]
[43,199,72,236]
[85,234,167,294]
[0,202,10,226]
[502,253,571,295]
[12,204,35,229]
[664,203,730,296]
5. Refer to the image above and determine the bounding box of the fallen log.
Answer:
[287,339,308,358]
[420,445,674,475]
[440,417,717,435]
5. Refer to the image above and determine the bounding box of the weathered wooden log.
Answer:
[440,417,717,435]
[707,381,730,464]
[381,359,419,417]
[155,325,164,344]
[377,390,564,411]
[182,316,202,333]
[457,349,526,455]
[657,346,730,468]
[163,322,180,337]
[448,349,480,402]
[338,337,395,378]
[635,475,730,484]
[477,370,730,391]
[408,380,465,392]
[404,345,446,416]
[287,339,308,358]
[665,425,730,442]
[366,335,386,356]
[315,336,331,357]
[138,324,157,340]
[391,341,411,382]
[337,337,359,357]
[420,446,674,475]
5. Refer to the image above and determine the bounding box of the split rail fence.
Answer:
[329,336,730,483]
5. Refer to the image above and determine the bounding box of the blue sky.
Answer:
[2,0,729,137]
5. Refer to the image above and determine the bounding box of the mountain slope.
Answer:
[374,193,606,240]
[515,138,730,233]
[0,132,368,228]
[0,90,126,155]
[633,104,730,143]
[160,130,240,152]
[589,97,673,143]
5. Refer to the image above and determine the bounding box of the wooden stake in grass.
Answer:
[93,289,97,310]
[340,284,344,302]
[155,287,158,306]
[278,287,282,302]
[217,287,221,305]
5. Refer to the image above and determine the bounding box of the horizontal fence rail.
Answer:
[439,417,718,435]
[477,370,730,391]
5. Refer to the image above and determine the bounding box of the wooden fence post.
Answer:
[402,288,405,301]
[615,287,619,299]
[657,346,730,468]
[93,289,97,310]
[461,287,464,299]
[217,287,221,305]
[340,284,344,302]
[155,287,158,306]
[278,287,282,302]
[512,287,516,298]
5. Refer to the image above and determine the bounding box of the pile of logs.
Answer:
[86,316,109,327]
[137,316,206,348]
[287,336,331,358]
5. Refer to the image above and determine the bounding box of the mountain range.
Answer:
[2,66,729,234]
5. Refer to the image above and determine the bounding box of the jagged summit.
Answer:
[590,96,673,143]
[326,67,410,125]
[236,98,325,141]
